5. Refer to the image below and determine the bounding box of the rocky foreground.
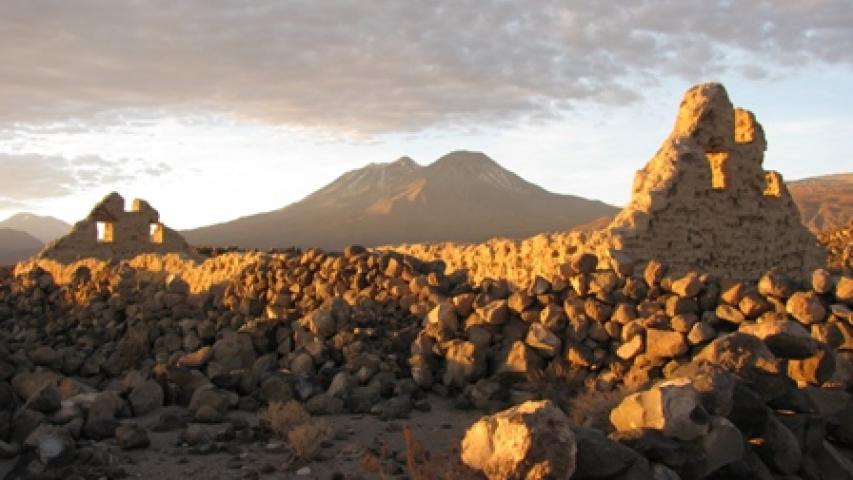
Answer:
[0,245,852,479]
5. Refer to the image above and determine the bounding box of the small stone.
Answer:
[812,269,834,294]
[671,272,702,298]
[115,422,150,450]
[645,329,688,359]
[524,323,561,358]
[687,321,716,345]
[129,380,164,417]
[786,291,826,325]
[617,334,644,360]
[715,304,745,325]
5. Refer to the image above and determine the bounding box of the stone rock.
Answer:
[570,253,598,274]
[211,331,257,371]
[786,291,826,325]
[787,345,836,385]
[813,440,853,479]
[812,268,833,294]
[671,273,702,298]
[699,417,744,476]
[752,415,802,474]
[739,319,817,359]
[617,334,644,360]
[715,304,745,325]
[645,329,688,359]
[177,346,213,368]
[301,307,336,339]
[499,341,543,376]
[189,385,235,417]
[152,408,188,432]
[694,333,779,377]
[181,424,211,446]
[461,400,577,480]
[477,300,510,325]
[443,340,486,388]
[573,426,642,479]
[115,422,150,450]
[128,380,163,417]
[29,428,75,466]
[83,415,119,440]
[426,301,459,336]
[670,363,736,417]
[837,276,853,304]
[758,270,795,299]
[524,323,561,358]
[687,321,716,345]
[610,378,709,441]
[0,440,18,459]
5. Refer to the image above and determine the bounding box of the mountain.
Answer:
[0,228,43,265]
[185,151,620,250]
[0,213,70,243]
[787,173,853,233]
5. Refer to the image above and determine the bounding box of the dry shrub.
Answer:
[260,400,311,438]
[288,422,332,461]
[525,360,589,412]
[567,386,637,432]
[260,400,330,461]
[403,425,482,480]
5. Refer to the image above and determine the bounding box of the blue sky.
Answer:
[0,1,851,229]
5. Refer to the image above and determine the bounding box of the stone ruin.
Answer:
[586,82,824,281]
[36,192,194,263]
[391,83,826,285]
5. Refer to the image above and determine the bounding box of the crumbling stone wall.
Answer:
[391,83,824,285]
[36,192,195,263]
[585,83,823,280]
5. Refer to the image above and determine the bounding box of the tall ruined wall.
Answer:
[37,192,195,264]
[586,83,823,280]
[391,83,825,285]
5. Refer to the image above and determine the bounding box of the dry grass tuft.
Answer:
[567,386,637,432]
[403,425,482,480]
[259,400,331,462]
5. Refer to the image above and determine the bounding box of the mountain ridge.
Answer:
[787,172,853,233]
[0,213,71,243]
[184,150,620,250]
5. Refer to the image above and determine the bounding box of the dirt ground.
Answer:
[0,396,483,480]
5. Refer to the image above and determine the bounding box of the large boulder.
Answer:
[461,400,577,480]
[573,427,645,479]
[610,378,709,441]
[739,319,817,359]
[694,333,779,378]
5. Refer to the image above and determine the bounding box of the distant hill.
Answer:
[0,213,70,243]
[0,228,43,265]
[185,151,620,250]
[787,173,853,233]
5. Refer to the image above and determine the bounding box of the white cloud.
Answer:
[1,0,851,135]
[0,153,172,207]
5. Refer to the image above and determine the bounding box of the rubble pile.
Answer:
[0,245,851,478]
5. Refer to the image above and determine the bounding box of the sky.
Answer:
[1,0,852,229]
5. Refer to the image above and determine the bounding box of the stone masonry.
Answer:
[391,83,825,285]
[36,192,194,263]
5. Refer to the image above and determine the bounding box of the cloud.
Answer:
[1,0,851,134]
[0,153,172,208]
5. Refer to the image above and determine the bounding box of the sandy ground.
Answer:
[0,396,483,480]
